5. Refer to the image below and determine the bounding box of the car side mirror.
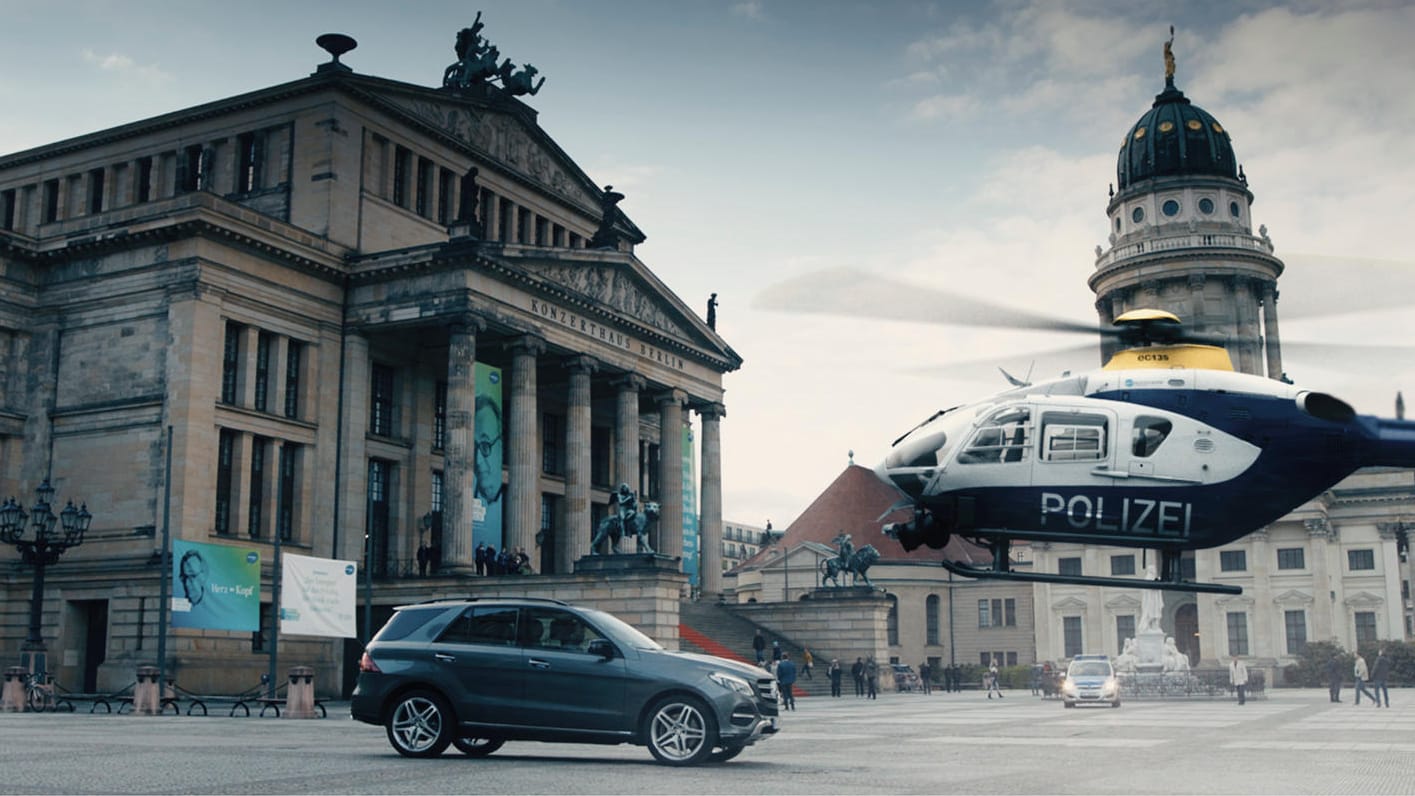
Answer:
[587,639,616,659]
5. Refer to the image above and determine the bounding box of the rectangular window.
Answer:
[43,179,59,223]
[367,459,391,577]
[392,146,410,208]
[591,426,611,488]
[1116,615,1135,655]
[248,436,266,538]
[1004,598,1016,626]
[253,332,272,412]
[926,595,940,646]
[215,429,236,535]
[284,340,302,419]
[1063,616,1083,658]
[1058,557,1082,577]
[437,168,454,225]
[1226,611,1249,656]
[1220,550,1247,572]
[980,652,991,666]
[1284,609,1307,655]
[136,156,153,203]
[221,322,242,404]
[431,469,444,512]
[1006,652,1018,667]
[88,167,105,214]
[535,216,548,246]
[542,413,563,475]
[1355,611,1377,647]
[1348,549,1375,571]
[977,599,990,628]
[1041,411,1108,462]
[1277,547,1306,570]
[499,197,514,241]
[433,381,448,450]
[1110,554,1136,576]
[0,188,14,230]
[370,364,395,437]
[236,131,263,193]
[277,444,297,541]
[177,145,203,193]
[415,158,431,217]
[641,441,660,499]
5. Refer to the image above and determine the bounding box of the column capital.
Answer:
[696,402,726,421]
[612,373,647,392]
[448,312,487,334]
[507,334,546,357]
[655,388,687,408]
[563,354,598,375]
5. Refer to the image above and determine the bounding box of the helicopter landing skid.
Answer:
[940,539,1242,595]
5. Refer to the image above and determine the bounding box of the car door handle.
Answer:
[528,658,551,670]
[434,653,456,663]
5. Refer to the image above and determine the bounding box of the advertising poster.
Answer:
[280,554,357,638]
[472,362,504,552]
[682,424,699,588]
[171,539,260,631]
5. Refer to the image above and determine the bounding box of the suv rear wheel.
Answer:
[452,736,506,757]
[644,695,717,766]
[386,690,454,758]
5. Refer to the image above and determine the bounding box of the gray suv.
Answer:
[351,597,780,765]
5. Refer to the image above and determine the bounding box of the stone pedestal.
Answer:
[574,553,680,575]
[133,665,161,715]
[809,586,881,600]
[1135,630,1165,668]
[285,666,316,719]
[1,667,26,712]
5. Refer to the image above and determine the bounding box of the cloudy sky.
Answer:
[4,0,1414,529]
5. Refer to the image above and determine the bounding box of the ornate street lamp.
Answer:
[0,480,92,674]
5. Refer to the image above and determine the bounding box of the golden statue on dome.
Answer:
[1164,25,1176,81]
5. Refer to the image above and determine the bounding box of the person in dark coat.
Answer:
[752,629,766,666]
[1371,648,1393,708]
[776,653,798,711]
[851,657,866,697]
[828,658,843,698]
[1326,655,1344,703]
[919,661,932,695]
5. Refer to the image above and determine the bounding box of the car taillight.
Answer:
[359,652,382,673]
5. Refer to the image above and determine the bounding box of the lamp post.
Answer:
[0,480,92,675]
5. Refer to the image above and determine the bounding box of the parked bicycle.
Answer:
[24,672,58,712]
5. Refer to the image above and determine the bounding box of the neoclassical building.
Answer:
[1032,46,1413,676]
[0,28,739,692]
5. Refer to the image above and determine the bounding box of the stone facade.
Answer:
[0,40,738,695]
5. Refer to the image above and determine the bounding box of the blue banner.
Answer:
[171,540,260,631]
[472,362,504,552]
[682,424,699,588]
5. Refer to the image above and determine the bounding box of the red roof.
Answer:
[738,465,993,569]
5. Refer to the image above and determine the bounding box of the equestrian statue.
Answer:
[591,484,659,554]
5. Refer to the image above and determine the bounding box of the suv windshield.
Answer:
[582,607,663,650]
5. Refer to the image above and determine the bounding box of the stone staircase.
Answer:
[678,601,834,698]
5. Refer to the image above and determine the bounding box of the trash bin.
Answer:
[285,666,316,719]
[1,667,26,713]
[134,665,161,715]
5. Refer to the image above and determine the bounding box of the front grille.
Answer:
[756,678,779,701]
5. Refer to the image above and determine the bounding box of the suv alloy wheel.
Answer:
[386,690,454,758]
[644,695,718,766]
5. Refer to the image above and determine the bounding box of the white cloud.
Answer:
[82,49,172,84]
[730,1,765,21]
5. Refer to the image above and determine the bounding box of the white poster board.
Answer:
[280,553,357,638]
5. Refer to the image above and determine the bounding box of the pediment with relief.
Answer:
[520,260,690,340]
[380,95,598,208]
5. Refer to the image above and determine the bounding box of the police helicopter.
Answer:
[757,271,1415,595]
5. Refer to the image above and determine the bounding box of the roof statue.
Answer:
[442,12,548,96]
[589,185,625,249]
[1164,26,1176,83]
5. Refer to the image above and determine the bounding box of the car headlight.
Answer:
[1103,677,1118,695]
[1061,680,1078,696]
[709,672,755,696]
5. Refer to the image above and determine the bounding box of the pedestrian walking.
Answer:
[986,658,1004,699]
[949,663,961,693]
[865,657,879,700]
[1354,653,1377,706]
[776,652,798,711]
[1229,654,1249,705]
[771,640,783,664]
[474,542,487,576]
[852,657,865,697]
[802,648,814,680]
[1326,655,1343,703]
[919,661,932,695]
[828,658,843,697]
[753,629,766,666]
[1371,648,1392,708]
[416,542,429,576]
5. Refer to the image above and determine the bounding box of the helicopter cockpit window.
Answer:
[1040,412,1107,462]
[1131,416,1172,457]
[958,406,1031,465]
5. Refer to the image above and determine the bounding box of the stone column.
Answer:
[698,403,725,598]
[259,439,282,541]
[238,325,260,408]
[561,356,597,572]
[505,336,543,561]
[1261,282,1284,381]
[655,389,686,562]
[337,330,371,563]
[1232,277,1258,376]
[270,335,290,418]
[442,314,484,573]
[1307,518,1336,641]
[613,374,644,492]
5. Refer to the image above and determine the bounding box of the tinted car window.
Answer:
[372,606,450,642]
[437,606,519,645]
[523,607,606,653]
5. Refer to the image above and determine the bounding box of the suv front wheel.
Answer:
[644,695,718,766]
[386,690,454,758]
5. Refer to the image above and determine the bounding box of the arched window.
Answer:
[887,594,899,646]
[926,594,941,646]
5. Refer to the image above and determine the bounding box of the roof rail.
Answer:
[408,595,569,606]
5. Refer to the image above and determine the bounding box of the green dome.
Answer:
[1117,80,1237,190]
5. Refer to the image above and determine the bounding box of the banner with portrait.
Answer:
[472,362,504,552]
[170,539,261,631]
[280,554,357,638]
[682,424,700,588]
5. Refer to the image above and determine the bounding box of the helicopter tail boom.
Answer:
[1368,416,1415,468]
